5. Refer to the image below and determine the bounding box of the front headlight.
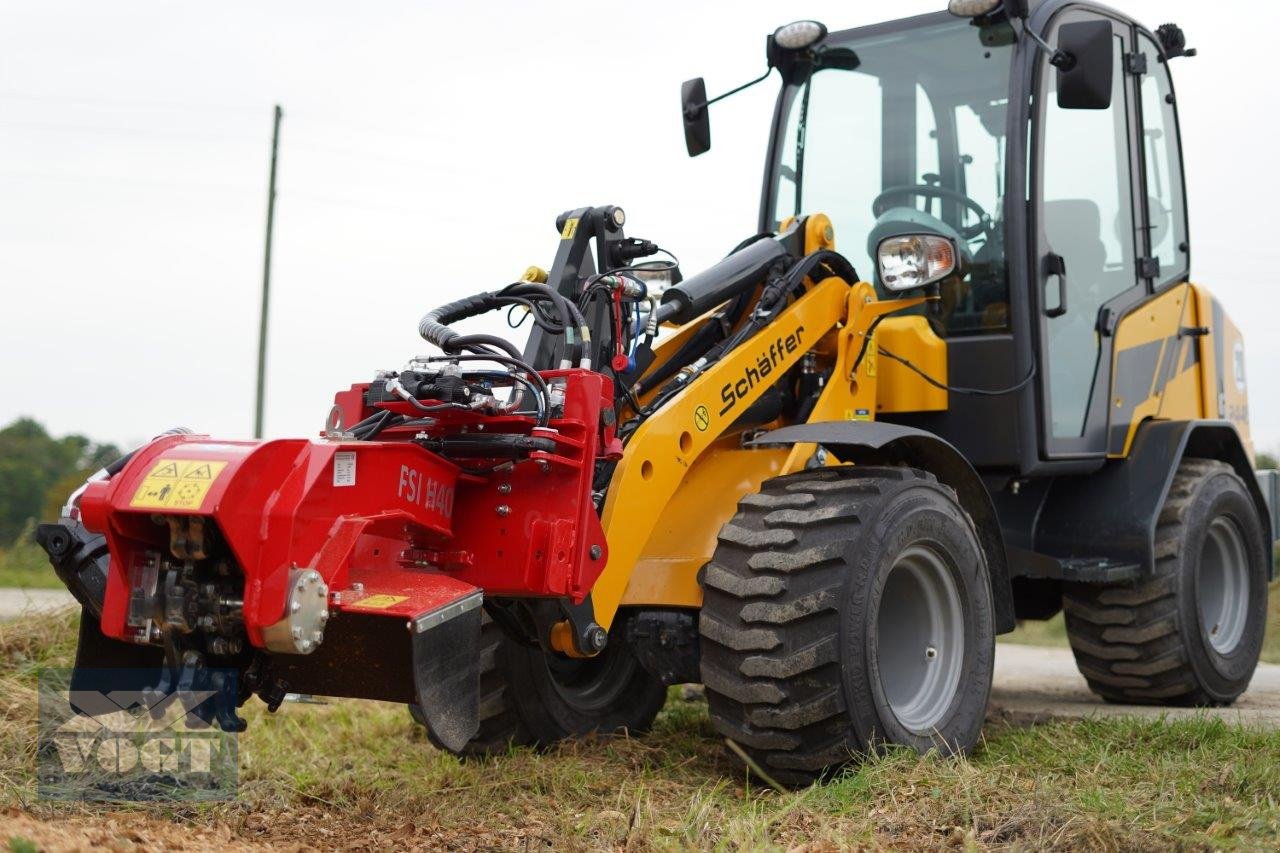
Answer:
[877,234,958,291]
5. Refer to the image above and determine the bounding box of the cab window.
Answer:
[1136,32,1189,286]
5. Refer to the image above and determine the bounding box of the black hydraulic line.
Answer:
[877,347,1038,397]
[781,249,860,292]
[421,353,551,427]
[418,293,526,360]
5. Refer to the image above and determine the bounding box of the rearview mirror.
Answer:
[681,78,711,157]
[1056,21,1113,110]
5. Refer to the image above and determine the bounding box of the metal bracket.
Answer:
[411,590,483,634]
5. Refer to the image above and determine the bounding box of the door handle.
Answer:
[1043,253,1068,319]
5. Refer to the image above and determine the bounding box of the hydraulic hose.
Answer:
[418,293,525,360]
[62,426,193,518]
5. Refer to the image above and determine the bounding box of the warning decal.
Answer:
[354,594,407,609]
[130,459,229,511]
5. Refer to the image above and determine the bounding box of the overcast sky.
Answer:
[1,0,1276,453]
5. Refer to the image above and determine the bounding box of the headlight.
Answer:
[877,234,958,291]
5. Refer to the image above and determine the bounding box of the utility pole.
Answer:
[254,104,283,439]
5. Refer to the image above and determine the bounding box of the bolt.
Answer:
[319,610,330,622]
[925,646,938,660]
[292,626,303,639]
[317,585,327,597]
[311,631,324,643]
[585,624,608,653]
[291,601,301,614]
[299,639,313,652]
[351,582,364,593]
[589,544,603,560]
[496,504,511,517]
[497,482,512,494]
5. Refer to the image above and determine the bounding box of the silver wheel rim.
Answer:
[1197,515,1249,655]
[876,544,965,734]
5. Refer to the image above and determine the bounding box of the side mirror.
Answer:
[681,78,711,157]
[1056,21,1114,110]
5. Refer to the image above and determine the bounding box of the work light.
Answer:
[772,20,827,51]
[877,234,958,291]
[947,0,1002,16]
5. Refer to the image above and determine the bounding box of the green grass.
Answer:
[3,611,1280,849]
[0,523,61,590]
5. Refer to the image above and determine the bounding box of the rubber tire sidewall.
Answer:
[500,625,668,743]
[1178,469,1268,701]
[843,483,995,755]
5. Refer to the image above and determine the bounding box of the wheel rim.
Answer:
[876,544,965,734]
[1197,515,1250,655]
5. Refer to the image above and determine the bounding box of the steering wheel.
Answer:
[872,184,994,241]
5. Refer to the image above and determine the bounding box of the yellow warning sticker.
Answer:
[355,594,407,609]
[560,217,579,240]
[130,459,228,511]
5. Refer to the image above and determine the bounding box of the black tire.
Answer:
[412,610,667,754]
[699,466,995,786]
[1063,458,1268,705]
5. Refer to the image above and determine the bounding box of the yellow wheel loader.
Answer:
[41,0,1274,788]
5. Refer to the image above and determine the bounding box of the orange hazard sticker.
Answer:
[130,459,228,511]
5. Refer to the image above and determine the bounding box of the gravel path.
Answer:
[989,642,1280,728]
[0,587,75,620]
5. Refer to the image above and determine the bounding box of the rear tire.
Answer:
[1063,458,1268,705]
[413,610,667,754]
[699,466,995,786]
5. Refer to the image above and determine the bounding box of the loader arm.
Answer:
[587,277,929,638]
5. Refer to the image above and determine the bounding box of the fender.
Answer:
[749,421,1017,634]
[1036,419,1274,580]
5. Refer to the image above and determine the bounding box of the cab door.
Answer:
[1031,9,1146,459]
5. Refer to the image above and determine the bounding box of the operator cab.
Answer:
[687,1,1193,476]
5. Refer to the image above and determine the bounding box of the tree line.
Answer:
[0,417,121,545]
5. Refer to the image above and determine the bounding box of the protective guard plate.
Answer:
[261,583,484,749]
[409,593,483,752]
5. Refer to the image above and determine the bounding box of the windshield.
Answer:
[772,16,1015,336]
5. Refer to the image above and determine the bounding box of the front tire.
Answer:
[1063,458,1268,705]
[699,467,995,786]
